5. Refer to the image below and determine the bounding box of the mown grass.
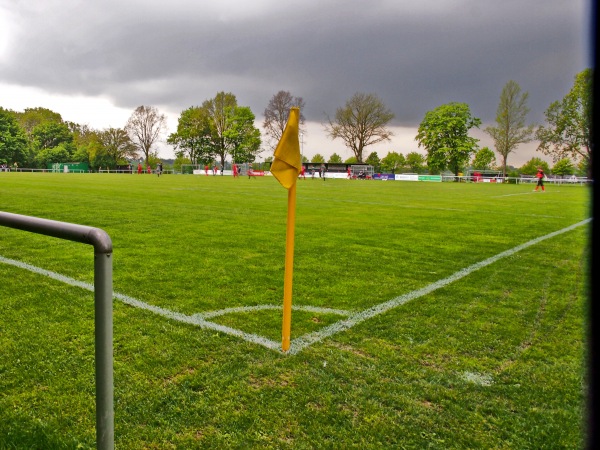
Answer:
[0,172,590,448]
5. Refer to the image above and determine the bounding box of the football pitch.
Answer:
[0,173,590,448]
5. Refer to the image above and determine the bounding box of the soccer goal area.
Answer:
[464,169,503,182]
[350,165,374,179]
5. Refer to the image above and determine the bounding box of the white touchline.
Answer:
[0,218,590,355]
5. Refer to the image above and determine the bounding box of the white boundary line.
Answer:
[0,218,590,354]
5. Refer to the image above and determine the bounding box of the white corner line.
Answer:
[0,218,591,355]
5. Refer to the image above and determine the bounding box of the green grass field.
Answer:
[0,173,590,448]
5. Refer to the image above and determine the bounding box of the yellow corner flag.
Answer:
[272,107,301,352]
[271,107,301,189]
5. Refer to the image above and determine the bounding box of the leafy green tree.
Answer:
[519,157,550,176]
[405,152,425,173]
[326,93,394,163]
[0,107,28,166]
[380,151,406,173]
[35,143,71,167]
[328,153,343,163]
[225,106,261,163]
[16,107,62,137]
[536,69,592,178]
[311,153,325,163]
[98,128,138,168]
[416,102,481,177]
[32,121,74,151]
[365,151,381,172]
[171,95,261,168]
[576,159,588,177]
[344,156,358,164]
[202,92,238,169]
[167,107,213,164]
[263,91,306,151]
[72,128,102,169]
[551,158,576,177]
[485,80,534,177]
[471,147,497,170]
[70,123,98,155]
[126,105,167,166]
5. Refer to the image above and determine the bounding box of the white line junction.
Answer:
[0,219,590,355]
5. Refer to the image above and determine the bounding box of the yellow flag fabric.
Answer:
[271,107,301,190]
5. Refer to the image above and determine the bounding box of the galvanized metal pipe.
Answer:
[0,211,114,450]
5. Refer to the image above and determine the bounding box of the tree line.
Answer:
[0,69,591,177]
[324,69,590,178]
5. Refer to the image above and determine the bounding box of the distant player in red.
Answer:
[347,167,352,179]
[534,167,545,192]
[213,165,218,175]
[300,165,305,179]
[233,164,239,178]
[147,165,152,174]
[137,163,142,174]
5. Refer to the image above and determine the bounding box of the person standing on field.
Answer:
[137,163,142,174]
[534,167,545,192]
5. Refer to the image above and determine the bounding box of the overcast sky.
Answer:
[0,0,590,166]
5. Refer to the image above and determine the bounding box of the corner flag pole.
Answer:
[281,182,297,352]
[269,107,301,352]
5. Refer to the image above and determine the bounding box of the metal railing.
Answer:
[0,211,114,450]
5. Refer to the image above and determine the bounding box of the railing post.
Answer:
[0,211,114,449]
[95,250,114,450]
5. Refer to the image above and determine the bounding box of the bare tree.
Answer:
[485,80,534,177]
[325,93,394,163]
[125,105,167,165]
[263,91,305,150]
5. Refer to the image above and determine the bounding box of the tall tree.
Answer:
[471,147,497,170]
[0,107,28,166]
[328,153,343,163]
[311,153,325,163]
[536,69,592,178]
[325,93,394,163]
[380,151,406,173]
[263,91,306,150]
[416,102,481,177]
[16,107,63,137]
[552,158,576,177]
[485,80,534,177]
[167,106,214,164]
[405,152,425,173]
[225,106,261,163]
[365,151,381,172]
[70,123,100,166]
[203,92,238,169]
[99,128,138,167]
[125,105,167,165]
[31,121,74,150]
[520,157,550,176]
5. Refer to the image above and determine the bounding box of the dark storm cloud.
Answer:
[0,0,588,125]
